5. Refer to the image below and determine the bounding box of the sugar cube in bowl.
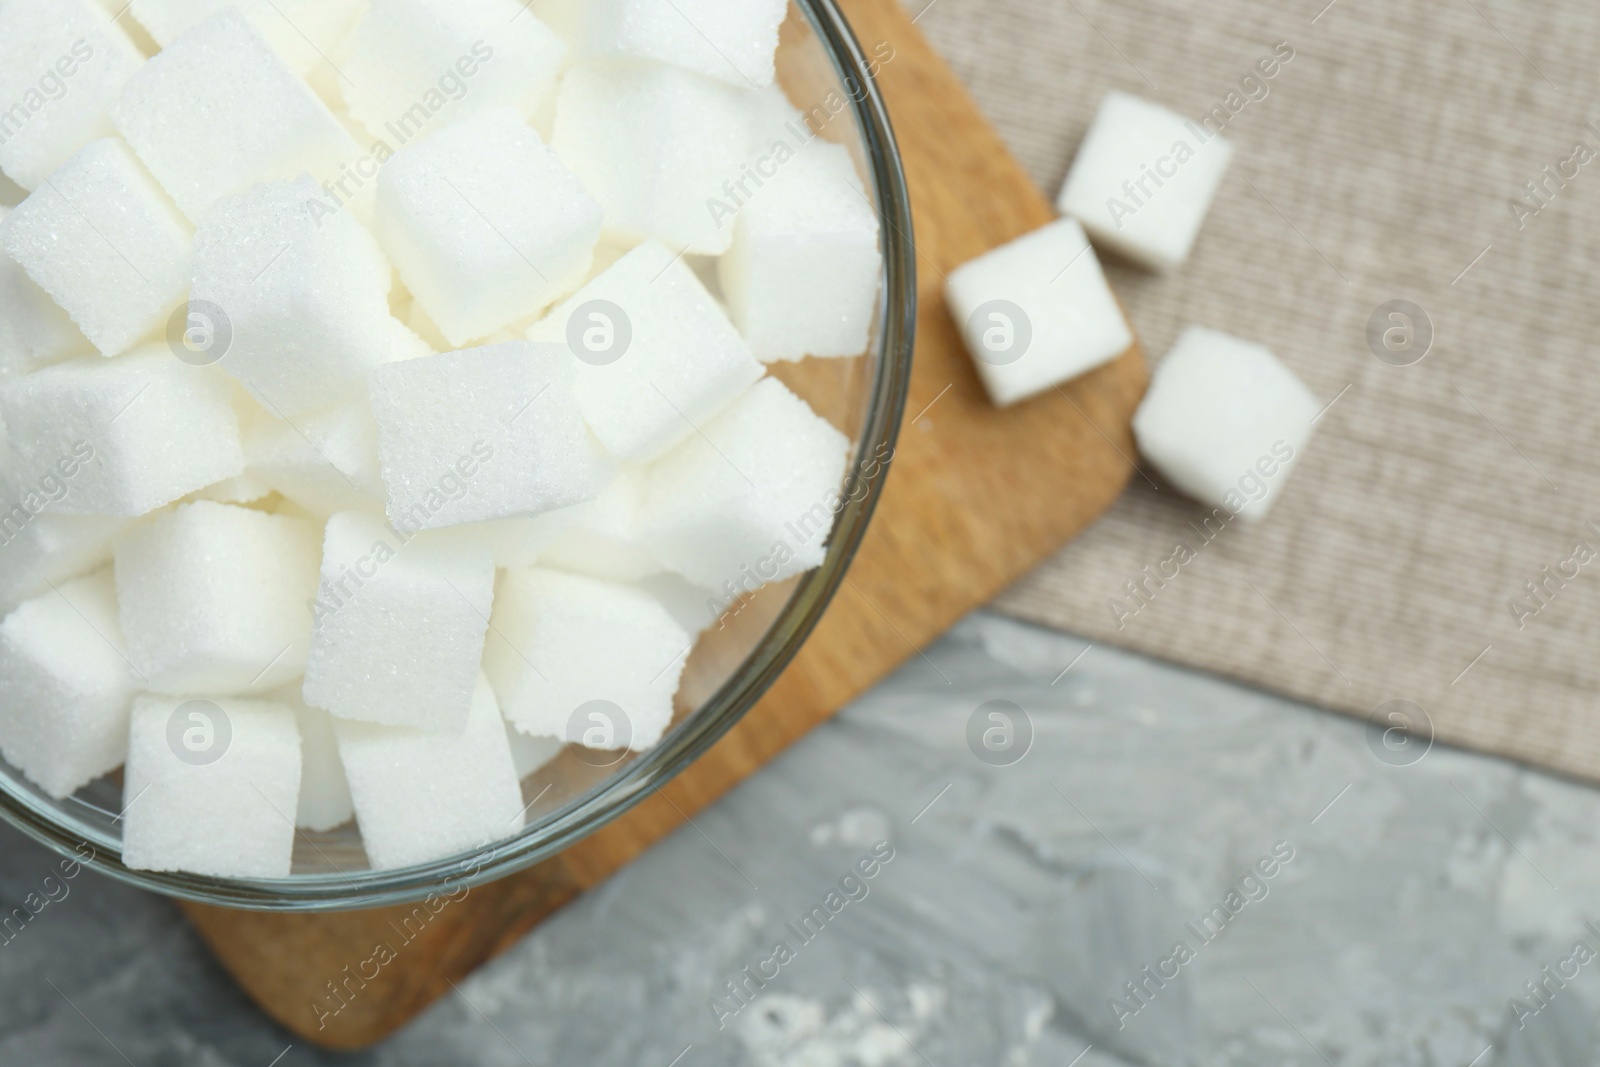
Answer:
[0,0,912,906]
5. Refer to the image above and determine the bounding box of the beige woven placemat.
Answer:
[914,0,1600,780]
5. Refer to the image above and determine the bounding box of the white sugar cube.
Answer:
[0,0,146,191]
[946,218,1133,407]
[369,340,604,531]
[505,722,563,780]
[111,10,359,222]
[1133,326,1319,522]
[1057,91,1234,273]
[374,109,602,346]
[0,509,128,616]
[636,572,719,635]
[334,674,523,869]
[537,466,664,582]
[636,378,850,590]
[245,399,384,516]
[0,349,245,516]
[129,0,367,78]
[1,138,193,357]
[719,141,881,361]
[552,62,752,255]
[1139,327,1324,524]
[122,695,301,878]
[0,209,87,382]
[581,0,787,88]
[484,569,689,750]
[264,686,355,832]
[342,0,566,142]
[0,569,134,798]
[192,176,396,416]
[191,470,273,505]
[303,510,495,732]
[114,501,321,694]
[528,241,764,462]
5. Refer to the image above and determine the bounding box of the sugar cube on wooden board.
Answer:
[945,217,1132,407]
[1132,326,1320,522]
[484,568,691,751]
[0,0,146,191]
[719,140,883,362]
[0,569,134,799]
[374,108,602,346]
[581,0,788,88]
[0,349,245,516]
[122,695,302,878]
[112,10,359,223]
[635,377,851,590]
[302,511,495,733]
[334,675,524,870]
[528,241,764,463]
[368,340,606,529]
[113,501,321,695]
[0,138,193,357]
[552,61,753,255]
[192,175,396,417]
[1057,90,1235,273]
[342,0,566,142]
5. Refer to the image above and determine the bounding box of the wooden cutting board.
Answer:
[180,0,1150,1048]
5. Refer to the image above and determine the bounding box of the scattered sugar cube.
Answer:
[537,466,664,582]
[374,109,602,346]
[368,340,605,531]
[192,176,396,416]
[719,141,881,361]
[0,569,135,798]
[1057,91,1235,273]
[505,722,563,780]
[552,62,752,255]
[0,0,147,191]
[1,138,193,357]
[341,0,566,142]
[128,0,367,78]
[636,378,850,590]
[528,241,764,462]
[0,210,88,382]
[334,674,523,869]
[245,399,384,516]
[581,0,787,88]
[1132,326,1320,522]
[121,695,301,878]
[264,686,355,832]
[302,510,495,732]
[111,10,359,222]
[945,218,1133,407]
[484,569,689,750]
[529,0,583,43]
[114,501,321,694]
[0,349,245,516]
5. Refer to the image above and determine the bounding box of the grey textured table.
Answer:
[2,612,1596,1066]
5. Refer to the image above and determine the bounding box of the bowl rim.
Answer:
[0,0,918,910]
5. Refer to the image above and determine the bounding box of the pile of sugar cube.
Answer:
[947,87,1321,521]
[0,0,881,878]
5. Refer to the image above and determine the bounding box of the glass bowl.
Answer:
[0,0,916,911]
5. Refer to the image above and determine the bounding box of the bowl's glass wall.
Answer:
[0,0,916,910]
